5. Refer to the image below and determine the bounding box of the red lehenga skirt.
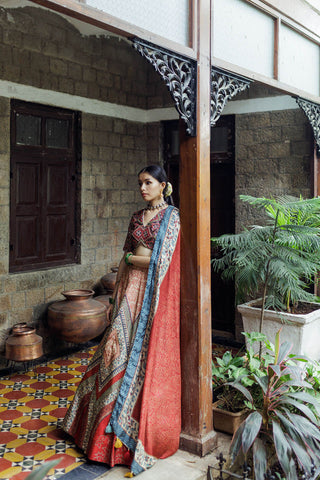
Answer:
[62,206,181,475]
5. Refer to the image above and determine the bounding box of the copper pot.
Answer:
[101,267,118,293]
[95,295,112,327]
[47,289,107,343]
[6,324,43,361]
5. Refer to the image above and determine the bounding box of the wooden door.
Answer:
[10,100,80,272]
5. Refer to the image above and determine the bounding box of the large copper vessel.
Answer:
[6,324,43,361]
[100,267,118,292]
[95,268,118,327]
[47,289,107,343]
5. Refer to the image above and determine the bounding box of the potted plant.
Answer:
[212,348,249,434]
[212,332,273,434]
[228,331,320,480]
[211,195,320,360]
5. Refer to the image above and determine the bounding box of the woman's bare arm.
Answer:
[129,255,150,268]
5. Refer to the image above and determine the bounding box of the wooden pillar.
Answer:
[179,0,216,456]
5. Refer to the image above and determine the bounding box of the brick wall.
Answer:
[0,6,172,357]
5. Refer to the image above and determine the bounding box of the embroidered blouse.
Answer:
[123,208,166,252]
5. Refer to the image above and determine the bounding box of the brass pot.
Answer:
[47,289,107,343]
[101,267,118,293]
[6,324,43,361]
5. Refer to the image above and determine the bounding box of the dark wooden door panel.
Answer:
[15,162,40,210]
[46,215,68,258]
[46,162,69,207]
[10,100,80,272]
[15,216,40,262]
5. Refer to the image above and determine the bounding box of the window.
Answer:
[10,101,81,272]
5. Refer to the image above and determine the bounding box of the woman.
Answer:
[62,165,181,476]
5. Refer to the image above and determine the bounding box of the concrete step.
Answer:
[96,434,231,480]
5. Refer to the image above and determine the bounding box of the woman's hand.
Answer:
[106,304,113,326]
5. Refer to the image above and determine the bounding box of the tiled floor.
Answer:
[0,346,108,480]
[0,341,237,480]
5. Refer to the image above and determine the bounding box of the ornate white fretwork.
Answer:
[296,97,320,150]
[211,68,251,126]
[132,38,197,136]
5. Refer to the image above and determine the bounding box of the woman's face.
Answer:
[138,172,165,204]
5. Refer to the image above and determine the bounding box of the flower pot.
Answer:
[47,289,107,343]
[212,400,248,435]
[238,299,320,360]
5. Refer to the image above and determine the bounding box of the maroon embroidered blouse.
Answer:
[123,208,166,252]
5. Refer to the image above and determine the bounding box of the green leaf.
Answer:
[227,380,253,404]
[25,460,60,480]
[253,374,268,394]
[276,410,319,452]
[272,420,294,478]
[287,457,298,480]
[280,398,318,425]
[230,421,246,462]
[269,364,281,376]
[242,331,268,345]
[277,340,293,365]
[241,411,262,454]
[289,413,320,441]
[286,436,314,473]
[274,329,281,363]
[252,438,267,480]
[275,409,320,456]
[222,351,232,364]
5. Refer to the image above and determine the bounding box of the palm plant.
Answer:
[211,195,320,358]
[229,331,320,480]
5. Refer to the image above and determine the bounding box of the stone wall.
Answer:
[0,6,171,108]
[233,108,314,341]
[235,108,313,231]
[0,104,152,354]
[0,5,171,356]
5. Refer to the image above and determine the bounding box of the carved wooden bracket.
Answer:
[296,97,320,150]
[211,68,251,126]
[132,38,197,136]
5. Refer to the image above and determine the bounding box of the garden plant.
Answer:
[211,194,320,358]
[224,331,320,480]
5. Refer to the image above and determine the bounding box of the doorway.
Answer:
[210,115,235,334]
[163,116,236,334]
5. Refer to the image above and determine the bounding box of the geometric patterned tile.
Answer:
[0,346,97,480]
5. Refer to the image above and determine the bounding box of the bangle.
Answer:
[109,297,115,305]
[125,253,133,266]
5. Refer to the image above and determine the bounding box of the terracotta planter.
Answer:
[213,400,248,435]
[6,324,43,361]
[238,299,320,360]
[48,289,107,343]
